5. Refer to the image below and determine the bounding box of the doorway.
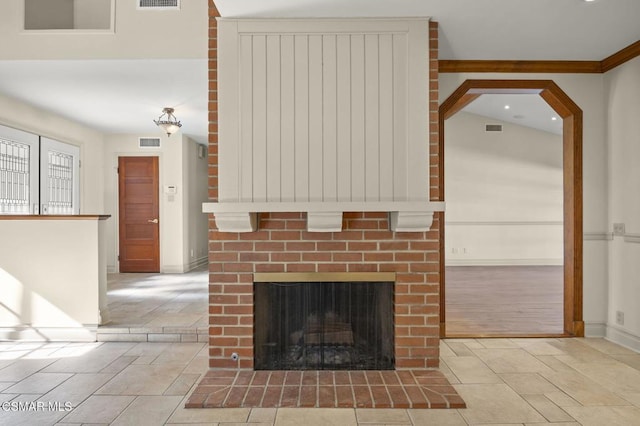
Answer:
[118,156,160,273]
[438,80,584,338]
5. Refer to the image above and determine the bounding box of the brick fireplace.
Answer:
[186,2,465,408]
[188,1,460,410]
[208,213,441,370]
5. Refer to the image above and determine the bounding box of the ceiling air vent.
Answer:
[485,124,503,132]
[138,0,180,10]
[139,137,161,148]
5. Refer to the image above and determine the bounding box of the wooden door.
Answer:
[118,156,160,272]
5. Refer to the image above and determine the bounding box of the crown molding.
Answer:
[440,40,640,74]
[601,40,640,73]
[439,60,602,74]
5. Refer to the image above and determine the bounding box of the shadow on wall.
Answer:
[0,267,90,341]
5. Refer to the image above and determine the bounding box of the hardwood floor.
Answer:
[445,265,564,337]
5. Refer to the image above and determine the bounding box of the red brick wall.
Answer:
[208,2,441,370]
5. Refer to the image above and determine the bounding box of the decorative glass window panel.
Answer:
[47,150,74,214]
[40,137,80,215]
[0,139,31,214]
[0,127,78,215]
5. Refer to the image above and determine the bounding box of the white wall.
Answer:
[0,0,207,59]
[445,111,563,265]
[103,133,208,273]
[183,138,209,269]
[604,56,640,351]
[440,73,609,336]
[0,92,105,213]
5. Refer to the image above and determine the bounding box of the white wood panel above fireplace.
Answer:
[207,18,442,232]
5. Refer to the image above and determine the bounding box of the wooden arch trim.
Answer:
[438,79,584,338]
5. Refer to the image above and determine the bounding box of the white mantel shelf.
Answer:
[203,201,445,233]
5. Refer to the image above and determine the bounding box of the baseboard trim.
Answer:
[584,322,607,337]
[107,265,117,273]
[606,325,640,353]
[0,325,97,342]
[161,265,187,274]
[446,259,563,266]
[187,256,208,272]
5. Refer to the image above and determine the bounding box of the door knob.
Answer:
[148,218,159,223]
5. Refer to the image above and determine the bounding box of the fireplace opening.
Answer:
[254,280,394,370]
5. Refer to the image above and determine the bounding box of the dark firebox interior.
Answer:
[254,281,394,370]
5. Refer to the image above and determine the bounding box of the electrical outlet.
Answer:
[452,248,458,254]
[613,223,625,236]
[616,310,625,326]
[190,249,194,258]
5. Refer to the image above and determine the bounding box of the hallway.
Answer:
[98,267,208,343]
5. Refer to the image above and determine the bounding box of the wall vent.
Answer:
[197,144,206,159]
[138,0,180,10]
[485,124,503,132]
[139,137,161,148]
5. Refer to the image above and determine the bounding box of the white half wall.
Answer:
[605,55,640,350]
[444,111,563,266]
[440,73,608,332]
[0,218,108,341]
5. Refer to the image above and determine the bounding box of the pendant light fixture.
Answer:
[153,107,182,137]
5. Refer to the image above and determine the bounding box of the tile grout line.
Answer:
[257,371,270,407]
[363,371,376,408]
[395,371,414,408]
[275,373,285,408]
[348,371,358,409]
[411,370,434,408]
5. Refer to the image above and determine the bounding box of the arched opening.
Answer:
[439,80,584,338]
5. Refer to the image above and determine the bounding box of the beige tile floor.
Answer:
[0,337,639,425]
[98,268,209,342]
[3,271,639,424]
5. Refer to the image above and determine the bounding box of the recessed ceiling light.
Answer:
[504,105,510,110]
[552,116,558,121]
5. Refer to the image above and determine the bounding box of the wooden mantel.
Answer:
[0,215,110,220]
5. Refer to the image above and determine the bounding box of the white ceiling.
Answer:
[215,0,640,60]
[0,59,208,143]
[1,0,639,141]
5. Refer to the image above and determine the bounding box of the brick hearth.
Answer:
[187,370,465,409]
